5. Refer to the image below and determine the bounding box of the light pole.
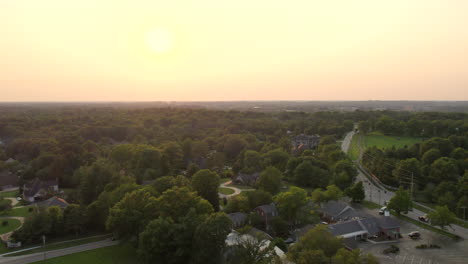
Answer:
[42,235,46,261]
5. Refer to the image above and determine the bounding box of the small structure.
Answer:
[254,203,278,230]
[224,230,285,261]
[4,158,16,164]
[0,171,19,190]
[23,178,59,202]
[36,196,69,209]
[228,212,248,229]
[319,201,360,223]
[233,172,260,186]
[291,134,320,153]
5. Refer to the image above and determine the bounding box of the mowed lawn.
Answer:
[0,219,21,234]
[363,134,423,149]
[30,244,140,264]
[0,206,35,217]
[218,187,234,195]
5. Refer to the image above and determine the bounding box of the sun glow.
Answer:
[145,28,173,54]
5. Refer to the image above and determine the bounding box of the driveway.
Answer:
[0,239,119,264]
[0,217,25,242]
[218,180,241,198]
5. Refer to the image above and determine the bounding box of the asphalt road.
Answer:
[0,239,118,264]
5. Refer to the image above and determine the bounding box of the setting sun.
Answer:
[145,28,173,54]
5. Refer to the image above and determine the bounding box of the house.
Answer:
[224,230,285,261]
[319,201,360,223]
[36,196,69,209]
[327,215,400,240]
[291,134,320,153]
[233,172,260,186]
[254,203,279,231]
[228,212,248,229]
[23,178,59,202]
[0,171,19,191]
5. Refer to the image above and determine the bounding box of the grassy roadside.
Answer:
[362,133,423,149]
[413,203,468,229]
[361,200,460,240]
[29,244,140,264]
[347,133,361,161]
[9,235,113,256]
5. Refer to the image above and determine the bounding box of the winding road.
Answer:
[218,180,241,198]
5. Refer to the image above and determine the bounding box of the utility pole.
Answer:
[410,173,414,201]
[461,206,467,221]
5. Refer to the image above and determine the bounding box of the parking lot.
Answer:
[356,207,468,264]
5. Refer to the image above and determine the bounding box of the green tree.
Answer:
[294,161,328,189]
[387,187,412,215]
[243,150,263,173]
[429,157,459,184]
[346,181,365,203]
[225,194,250,213]
[192,169,220,211]
[428,205,456,230]
[323,185,343,201]
[106,189,157,240]
[263,149,289,172]
[192,213,233,264]
[63,204,86,236]
[246,190,273,210]
[274,187,308,224]
[287,225,343,263]
[333,248,379,264]
[257,167,282,195]
[421,148,441,165]
[155,187,213,220]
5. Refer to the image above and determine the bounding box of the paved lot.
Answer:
[356,207,468,264]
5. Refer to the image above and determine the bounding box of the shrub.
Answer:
[2,220,8,226]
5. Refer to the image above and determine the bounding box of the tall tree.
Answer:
[192,169,220,211]
[274,187,308,224]
[257,166,282,195]
[428,205,456,230]
[387,187,412,215]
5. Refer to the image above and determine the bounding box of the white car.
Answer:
[379,207,387,215]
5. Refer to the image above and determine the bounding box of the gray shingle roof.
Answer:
[255,203,278,217]
[320,201,355,219]
[375,215,400,229]
[37,196,69,209]
[23,178,58,198]
[228,212,247,225]
[328,220,364,236]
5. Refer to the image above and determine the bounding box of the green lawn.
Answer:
[30,244,140,264]
[347,133,361,161]
[220,178,231,184]
[226,183,255,191]
[10,235,113,256]
[362,134,424,149]
[218,187,235,195]
[0,219,21,234]
[0,191,18,199]
[0,206,35,217]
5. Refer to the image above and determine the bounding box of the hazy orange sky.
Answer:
[1,0,468,101]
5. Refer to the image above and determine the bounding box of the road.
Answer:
[342,130,468,239]
[341,130,355,153]
[0,239,118,264]
[218,180,241,198]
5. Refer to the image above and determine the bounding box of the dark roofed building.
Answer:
[319,201,359,222]
[328,220,368,238]
[228,212,248,228]
[254,203,278,230]
[37,196,69,209]
[292,134,320,153]
[0,171,19,191]
[23,178,59,202]
[233,172,260,186]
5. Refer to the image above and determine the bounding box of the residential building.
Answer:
[233,172,259,186]
[23,178,59,202]
[228,212,248,229]
[328,215,400,240]
[36,196,69,209]
[291,134,320,153]
[319,201,360,223]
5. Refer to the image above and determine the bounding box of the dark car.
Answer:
[418,215,429,222]
[408,231,421,239]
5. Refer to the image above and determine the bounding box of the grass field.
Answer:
[0,191,18,199]
[30,244,140,264]
[218,187,235,195]
[0,206,34,217]
[362,133,424,149]
[0,219,21,234]
[220,178,231,184]
[347,133,361,161]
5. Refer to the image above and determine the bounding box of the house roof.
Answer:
[228,212,247,224]
[375,215,400,229]
[5,158,16,164]
[235,172,260,185]
[0,171,18,187]
[37,196,69,209]
[343,237,358,250]
[255,203,278,217]
[358,217,381,236]
[23,178,58,198]
[328,220,365,237]
[320,201,355,219]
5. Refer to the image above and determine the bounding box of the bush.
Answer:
[416,244,441,249]
[383,245,399,254]
[2,220,8,226]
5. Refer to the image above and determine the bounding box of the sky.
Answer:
[1,0,468,101]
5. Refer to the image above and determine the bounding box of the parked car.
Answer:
[418,215,429,222]
[408,231,421,239]
[321,221,328,225]
[379,207,387,215]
